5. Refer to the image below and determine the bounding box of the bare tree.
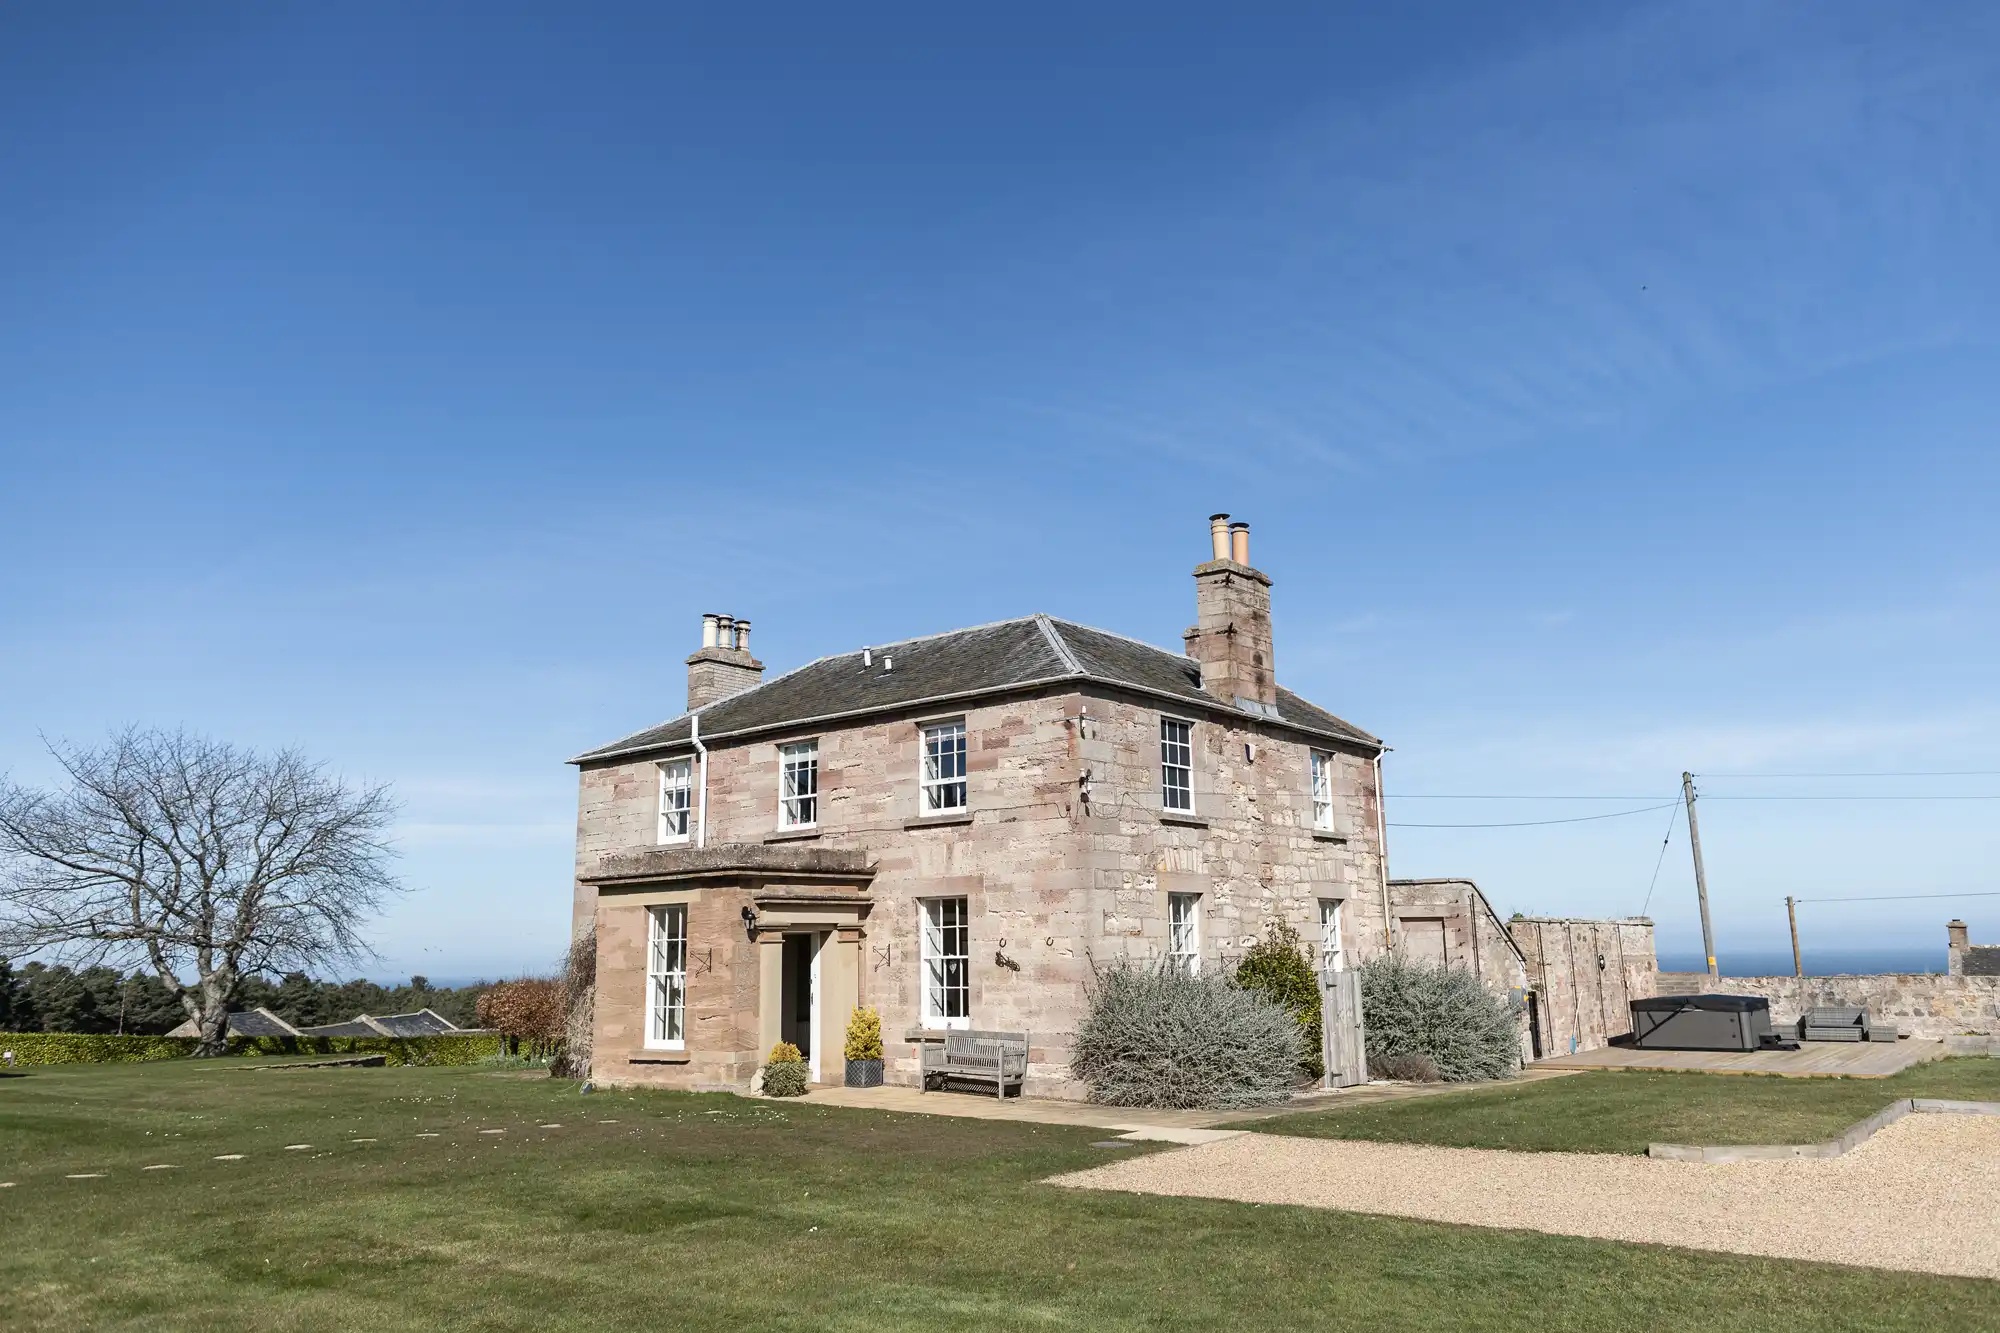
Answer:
[0,728,401,1055]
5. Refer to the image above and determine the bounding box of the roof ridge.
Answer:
[1033,614,1086,676]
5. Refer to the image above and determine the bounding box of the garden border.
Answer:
[1648,1098,2000,1162]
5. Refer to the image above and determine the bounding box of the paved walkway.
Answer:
[1538,1037,1945,1079]
[1050,1112,2000,1279]
[795,1068,1578,1131]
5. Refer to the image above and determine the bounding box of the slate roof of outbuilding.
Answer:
[573,614,1379,764]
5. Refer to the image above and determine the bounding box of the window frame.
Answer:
[918,896,971,1030]
[1159,716,1195,813]
[657,757,694,845]
[778,739,819,829]
[1310,750,1335,832]
[1319,898,1345,979]
[645,904,689,1050]
[1167,891,1201,975]
[917,717,969,816]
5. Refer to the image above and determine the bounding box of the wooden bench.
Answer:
[920,1030,1028,1098]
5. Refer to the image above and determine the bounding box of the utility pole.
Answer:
[1682,772,1718,979]
[1786,897,1802,977]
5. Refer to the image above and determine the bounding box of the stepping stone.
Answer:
[350,1138,377,1144]
[214,1154,245,1162]
[596,1119,619,1124]
[478,1129,505,1136]
[142,1164,177,1171]
[66,1173,106,1179]
[415,1133,440,1138]
[283,1144,312,1151]
[540,1124,562,1129]
[0,1182,13,1188]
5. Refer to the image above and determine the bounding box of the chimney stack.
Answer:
[1183,513,1277,713]
[1948,919,1970,976]
[686,611,765,710]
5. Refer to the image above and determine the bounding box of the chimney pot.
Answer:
[1230,521,1250,566]
[701,613,720,649]
[733,619,751,653]
[1208,513,1232,562]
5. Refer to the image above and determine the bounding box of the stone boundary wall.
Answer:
[1656,972,2000,1039]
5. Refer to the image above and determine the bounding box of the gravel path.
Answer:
[1050,1113,2000,1279]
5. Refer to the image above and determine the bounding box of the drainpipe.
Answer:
[691,712,709,849]
[1374,752,1393,950]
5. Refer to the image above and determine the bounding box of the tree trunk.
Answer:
[192,972,235,1057]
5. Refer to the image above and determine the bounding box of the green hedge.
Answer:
[0,1032,504,1067]
[0,1033,196,1065]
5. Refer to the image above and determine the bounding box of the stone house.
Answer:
[569,516,1407,1097]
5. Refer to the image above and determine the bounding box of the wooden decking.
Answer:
[1536,1038,1946,1078]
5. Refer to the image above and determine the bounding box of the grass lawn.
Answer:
[3,1060,1995,1331]
[1250,1058,2000,1154]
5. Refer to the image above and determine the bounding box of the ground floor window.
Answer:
[647,905,687,1048]
[1168,892,1201,975]
[1320,898,1345,979]
[920,897,970,1028]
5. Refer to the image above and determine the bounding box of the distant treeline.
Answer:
[0,961,494,1035]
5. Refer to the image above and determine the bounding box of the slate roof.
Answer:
[368,1009,462,1037]
[575,613,1380,763]
[165,1007,300,1039]
[1964,946,2000,977]
[295,1019,383,1038]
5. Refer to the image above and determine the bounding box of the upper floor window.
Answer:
[1310,751,1335,831]
[1160,717,1194,811]
[920,719,967,814]
[779,740,819,828]
[1168,892,1201,975]
[920,896,970,1028]
[646,904,688,1049]
[658,758,693,844]
[1320,898,1345,978]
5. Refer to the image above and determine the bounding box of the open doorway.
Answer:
[780,932,822,1082]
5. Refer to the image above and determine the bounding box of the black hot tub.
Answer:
[1628,994,1776,1052]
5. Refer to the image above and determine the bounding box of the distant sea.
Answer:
[1656,949,1947,977]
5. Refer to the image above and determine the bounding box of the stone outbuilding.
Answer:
[570,516,1403,1097]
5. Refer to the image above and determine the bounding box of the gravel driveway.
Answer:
[1050,1113,2000,1279]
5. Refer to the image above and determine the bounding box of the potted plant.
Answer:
[844,1006,885,1088]
[762,1041,808,1097]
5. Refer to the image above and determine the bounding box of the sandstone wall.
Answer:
[1654,972,2000,1039]
[1509,917,1658,1058]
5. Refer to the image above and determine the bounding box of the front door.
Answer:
[780,932,821,1081]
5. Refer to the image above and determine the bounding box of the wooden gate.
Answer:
[1320,970,1367,1088]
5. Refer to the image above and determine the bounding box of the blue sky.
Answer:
[3,3,1996,980]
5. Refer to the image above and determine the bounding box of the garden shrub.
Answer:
[1233,921,1323,1082]
[762,1042,809,1098]
[1069,958,1301,1109]
[1368,1050,1441,1082]
[1358,953,1522,1083]
[843,1007,884,1062]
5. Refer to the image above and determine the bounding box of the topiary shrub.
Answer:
[843,1008,884,1062]
[1233,920,1323,1082]
[1367,1050,1440,1082]
[1069,958,1301,1109]
[1359,953,1522,1083]
[767,1041,803,1065]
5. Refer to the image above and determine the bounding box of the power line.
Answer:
[1702,795,2000,801]
[1387,792,2000,802]
[1697,770,2000,778]
[1796,890,2000,905]
[1387,794,1669,801]
[1638,800,1681,918]
[1387,802,1679,829]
